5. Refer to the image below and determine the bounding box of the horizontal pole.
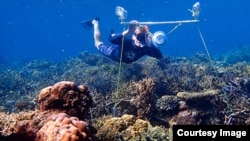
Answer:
[121,20,199,25]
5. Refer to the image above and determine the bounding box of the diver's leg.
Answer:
[92,20,103,48]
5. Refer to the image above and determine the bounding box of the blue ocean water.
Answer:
[0,0,249,62]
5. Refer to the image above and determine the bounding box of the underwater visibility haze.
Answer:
[0,0,249,62]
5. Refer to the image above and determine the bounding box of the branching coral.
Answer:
[221,45,250,64]
[130,78,157,118]
[220,77,250,125]
[156,95,179,114]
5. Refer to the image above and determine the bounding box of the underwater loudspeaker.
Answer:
[151,31,167,47]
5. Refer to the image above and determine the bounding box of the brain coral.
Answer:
[38,81,93,119]
[35,113,97,141]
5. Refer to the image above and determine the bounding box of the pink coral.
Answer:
[35,113,97,141]
[38,81,92,120]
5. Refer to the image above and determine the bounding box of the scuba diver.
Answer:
[82,17,163,64]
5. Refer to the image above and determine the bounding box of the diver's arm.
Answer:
[122,20,138,36]
[122,29,131,36]
[110,20,138,44]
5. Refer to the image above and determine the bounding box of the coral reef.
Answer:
[38,81,93,120]
[219,45,250,64]
[0,81,97,141]
[35,113,97,141]
[0,111,98,141]
[96,114,167,141]
[156,95,179,115]
[0,110,58,140]
[1,50,250,140]
[169,109,201,125]
[130,78,157,117]
[177,89,219,101]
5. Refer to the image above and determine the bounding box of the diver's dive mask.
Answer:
[134,33,148,45]
[134,25,149,47]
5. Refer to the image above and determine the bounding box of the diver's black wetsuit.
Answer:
[98,33,162,64]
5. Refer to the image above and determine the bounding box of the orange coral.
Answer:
[35,113,97,141]
[38,81,92,120]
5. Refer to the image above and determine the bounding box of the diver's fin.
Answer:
[109,29,115,39]
[94,17,100,21]
[110,29,115,34]
[81,17,100,30]
[81,20,93,30]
